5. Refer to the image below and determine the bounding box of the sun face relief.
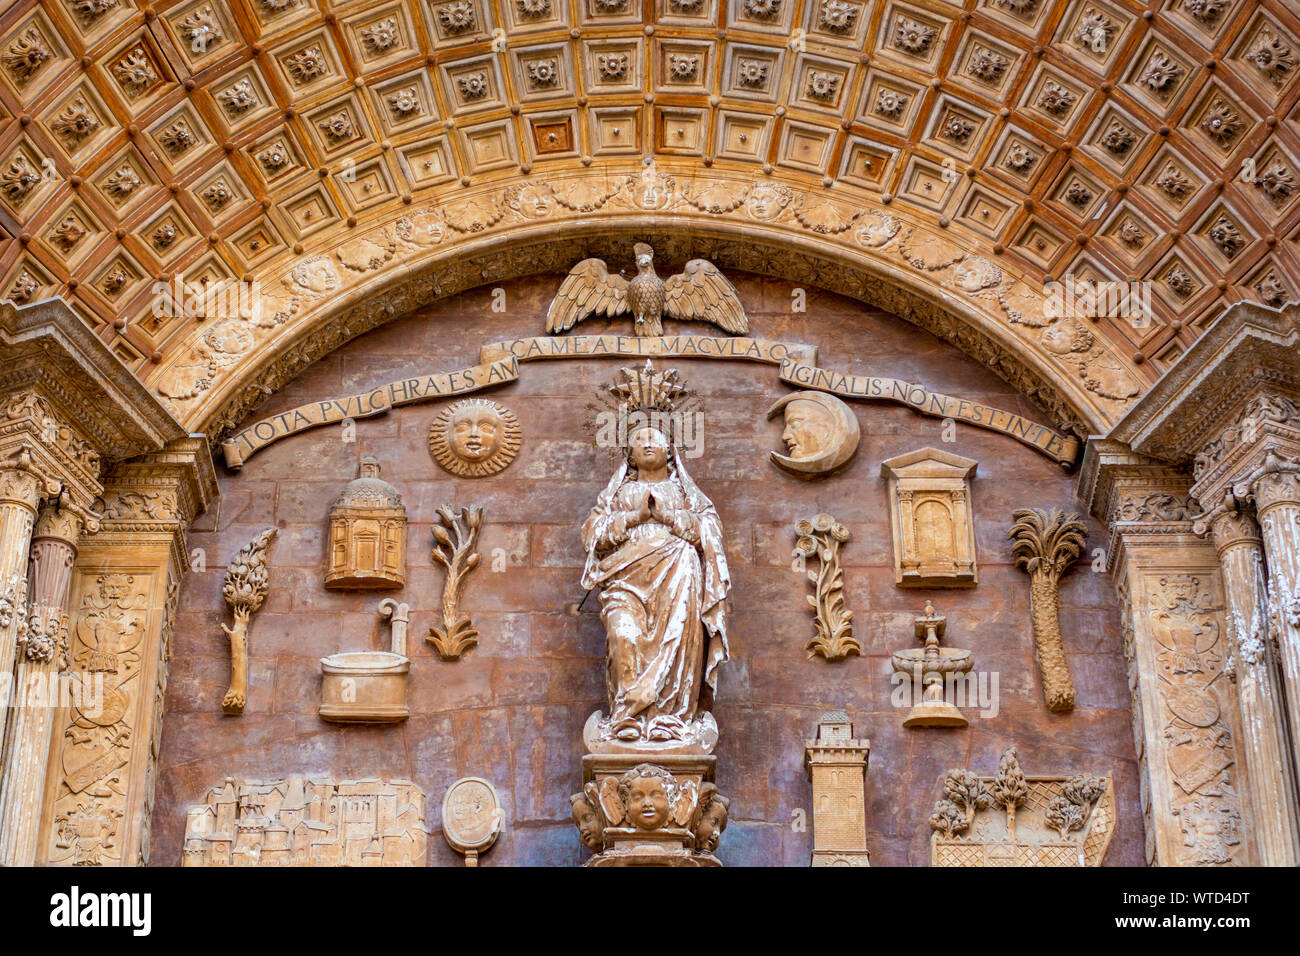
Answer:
[451,402,501,461]
[428,398,522,477]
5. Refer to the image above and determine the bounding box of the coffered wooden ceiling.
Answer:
[0,0,1297,439]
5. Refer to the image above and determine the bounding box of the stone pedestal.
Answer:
[579,754,722,867]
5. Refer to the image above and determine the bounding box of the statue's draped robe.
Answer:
[581,455,729,729]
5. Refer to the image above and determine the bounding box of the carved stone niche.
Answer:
[880,448,978,587]
[929,748,1115,867]
[181,776,428,866]
[325,456,406,589]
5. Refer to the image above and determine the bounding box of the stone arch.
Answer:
[143,178,1150,441]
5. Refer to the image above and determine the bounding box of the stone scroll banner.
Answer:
[478,334,817,366]
[221,356,520,469]
[219,335,1078,469]
[779,359,1081,466]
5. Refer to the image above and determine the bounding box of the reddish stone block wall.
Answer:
[151,273,1144,867]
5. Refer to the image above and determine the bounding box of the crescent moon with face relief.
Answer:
[766,390,861,476]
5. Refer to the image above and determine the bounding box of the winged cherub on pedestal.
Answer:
[546,243,750,337]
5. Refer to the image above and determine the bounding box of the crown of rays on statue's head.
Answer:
[608,361,688,414]
[612,362,698,464]
[586,362,704,465]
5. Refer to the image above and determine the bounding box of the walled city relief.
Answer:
[220,528,276,716]
[182,777,428,866]
[929,748,1115,867]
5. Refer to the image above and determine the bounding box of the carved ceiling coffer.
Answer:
[325,456,406,589]
[880,448,978,587]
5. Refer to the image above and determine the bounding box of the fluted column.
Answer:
[1208,509,1300,865]
[0,500,92,866]
[0,455,58,752]
[1250,463,1300,775]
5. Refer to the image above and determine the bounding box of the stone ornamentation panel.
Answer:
[46,571,151,867]
[181,777,428,866]
[930,748,1116,866]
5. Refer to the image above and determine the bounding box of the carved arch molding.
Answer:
[2,0,1299,442]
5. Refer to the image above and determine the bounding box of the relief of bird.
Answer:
[545,243,749,337]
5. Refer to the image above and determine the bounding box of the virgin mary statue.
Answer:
[581,417,730,746]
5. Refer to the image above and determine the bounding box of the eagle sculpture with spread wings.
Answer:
[546,243,749,337]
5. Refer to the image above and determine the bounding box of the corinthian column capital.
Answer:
[0,447,61,510]
[1235,451,1300,515]
[1207,508,1262,553]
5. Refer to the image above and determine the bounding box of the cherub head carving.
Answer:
[570,789,604,851]
[429,399,522,477]
[693,783,730,853]
[617,764,678,831]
